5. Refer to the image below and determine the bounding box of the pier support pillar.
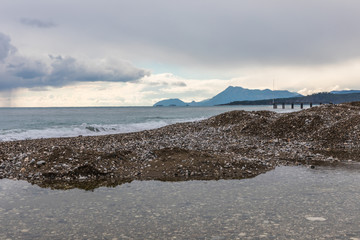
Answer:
[291,103,294,109]
[282,103,285,109]
[300,103,303,109]
[273,103,277,109]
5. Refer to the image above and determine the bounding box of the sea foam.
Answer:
[0,118,205,142]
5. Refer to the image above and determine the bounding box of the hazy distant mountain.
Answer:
[153,98,187,107]
[191,86,301,106]
[331,90,360,94]
[154,86,301,106]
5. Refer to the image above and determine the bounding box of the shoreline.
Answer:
[1,102,359,190]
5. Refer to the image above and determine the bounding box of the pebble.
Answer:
[305,216,326,221]
[36,161,46,166]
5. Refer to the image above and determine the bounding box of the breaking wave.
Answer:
[0,118,205,142]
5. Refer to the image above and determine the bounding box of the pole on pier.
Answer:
[300,103,303,109]
[291,103,294,109]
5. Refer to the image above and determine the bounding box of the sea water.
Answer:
[0,105,300,141]
[1,165,360,239]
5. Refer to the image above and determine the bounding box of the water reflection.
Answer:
[1,165,360,239]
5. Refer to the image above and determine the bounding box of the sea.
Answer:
[0,105,300,142]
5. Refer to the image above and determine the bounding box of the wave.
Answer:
[0,117,205,142]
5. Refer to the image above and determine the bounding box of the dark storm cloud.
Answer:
[20,18,56,28]
[0,33,16,61]
[0,33,150,90]
[47,55,150,86]
[7,60,48,79]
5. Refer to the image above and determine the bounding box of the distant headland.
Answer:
[154,86,360,107]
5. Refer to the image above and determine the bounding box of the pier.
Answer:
[273,102,332,109]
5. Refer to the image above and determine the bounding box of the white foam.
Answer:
[0,117,205,142]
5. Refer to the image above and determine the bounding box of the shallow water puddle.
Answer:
[1,165,360,239]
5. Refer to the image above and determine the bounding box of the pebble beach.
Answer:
[1,102,359,190]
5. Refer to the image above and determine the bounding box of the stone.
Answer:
[36,161,46,166]
[305,216,326,221]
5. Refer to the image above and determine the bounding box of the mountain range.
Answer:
[154,86,302,106]
[330,90,360,94]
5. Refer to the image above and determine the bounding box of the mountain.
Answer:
[153,98,187,107]
[153,86,301,107]
[331,90,360,94]
[223,92,360,105]
[192,86,301,106]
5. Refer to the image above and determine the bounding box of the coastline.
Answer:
[1,102,359,190]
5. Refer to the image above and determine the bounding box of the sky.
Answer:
[1,0,360,107]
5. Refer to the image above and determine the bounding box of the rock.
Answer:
[305,216,326,221]
[224,163,231,168]
[36,161,46,166]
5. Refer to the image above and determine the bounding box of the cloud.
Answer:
[47,55,150,86]
[7,58,48,79]
[1,1,360,72]
[0,32,16,61]
[3,1,360,106]
[3,1,360,72]
[75,0,360,68]
[139,73,188,88]
[144,80,187,87]
[20,18,57,28]
[0,33,150,90]
[172,81,186,87]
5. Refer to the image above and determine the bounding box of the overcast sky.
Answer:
[1,0,360,107]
